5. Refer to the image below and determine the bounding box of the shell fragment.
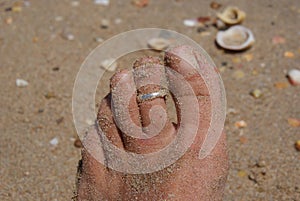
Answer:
[147,38,170,51]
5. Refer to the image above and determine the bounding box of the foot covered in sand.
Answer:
[75,45,229,201]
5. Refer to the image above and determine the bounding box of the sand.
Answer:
[0,0,299,200]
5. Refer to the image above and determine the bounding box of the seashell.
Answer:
[216,25,255,51]
[100,59,118,72]
[147,38,170,51]
[94,0,110,6]
[183,19,198,27]
[217,6,246,25]
[16,79,28,87]
[50,137,59,146]
[250,89,262,98]
[287,69,300,86]
[62,31,75,41]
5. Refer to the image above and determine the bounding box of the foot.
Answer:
[75,45,229,201]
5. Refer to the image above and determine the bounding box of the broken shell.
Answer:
[295,140,300,151]
[216,19,227,30]
[183,19,198,27]
[250,89,262,98]
[100,59,118,72]
[216,25,255,51]
[287,69,300,86]
[16,79,28,87]
[235,120,247,128]
[217,6,246,25]
[147,38,170,51]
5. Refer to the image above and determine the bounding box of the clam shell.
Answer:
[147,38,170,51]
[217,6,246,25]
[216,25,255,51]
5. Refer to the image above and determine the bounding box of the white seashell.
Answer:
[183,19,198,27]
[94,0,109,6]
[62,32,75,41]
[287,69,300,86]
[147,38,170,51]
[94,37,104,43]
[100,59,118,72]
[16,79,29,87]
[50,137,59,146]
[217,6,246,25]
[216,25,255,51]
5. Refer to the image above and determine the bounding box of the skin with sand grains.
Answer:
[75,45,229,201]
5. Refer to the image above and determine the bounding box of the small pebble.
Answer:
[239,136,248,144]
[16,79,29,87]
[200,31,211,37]
[237,170,247,177]
[5,17,13,25]
[274,82,289,89]
[32,36,39,43]
[250,89,262,98]
[52,66,60,71]
[248,173,257,182]
[232,70,245,79]
[242,54,253,62]
[114,18,122,24]
[85,119,94,125]
[147,38,170,51]
[45,92,56,99]
[94,37,104,43]
[287,69,300,86]
[71,1,80,7]
[257,160,266,168]
[232,57,241,63]
[272,36,285,45]
[227,108,238,115]
[12,6,22,12]
[100,59,118,72]
[50,137,59,146]
[235,120,247,129]
[284,51,294,58]
[221,61,228,66]
[100,19,110,29]
[23,1,31,7]
[56,117,64,124]
[252,70,258,75]
[216,19,227,30]
[62,32,75,41]
[74,137,83,148]
[131,0,149,7]
[210,1,222,10]
[94,0,110,6]
[55,16,64,21]
[295,140,300,151]
[287,118,300,127]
